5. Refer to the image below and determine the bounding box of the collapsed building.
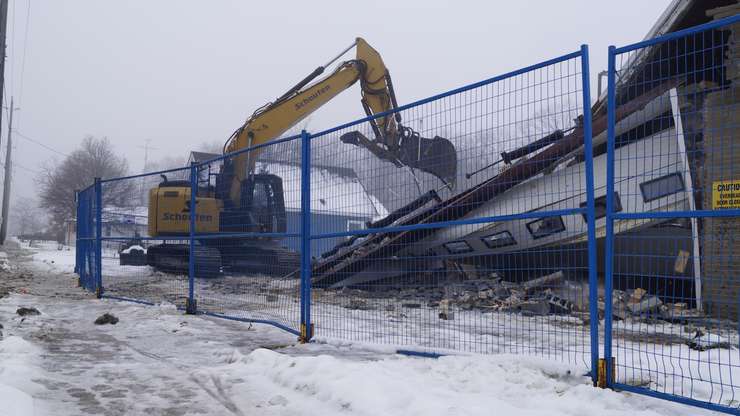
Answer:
[310,0,740,322]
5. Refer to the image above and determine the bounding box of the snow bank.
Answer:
[0,384,34,416]
[28,244,76,274]
[121,244,146,254]
[0,336,42,415]
[217,349,702,416]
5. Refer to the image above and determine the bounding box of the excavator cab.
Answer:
[238,174,287,234]
[215,165,287,235]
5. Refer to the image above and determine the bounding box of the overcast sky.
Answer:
[3,0,671,202]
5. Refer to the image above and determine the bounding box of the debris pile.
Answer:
[333,271,583,319]
[330,272,712,331]
[609,288,702,322]
[437,271,574,317]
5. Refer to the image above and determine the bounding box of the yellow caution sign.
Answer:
[712,180,740,209]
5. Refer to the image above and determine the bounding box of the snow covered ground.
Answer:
[0,241,730,415]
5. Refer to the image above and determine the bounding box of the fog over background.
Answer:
[3,0,670,208]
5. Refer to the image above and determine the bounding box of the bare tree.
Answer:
[37,136,133,239]
[10,196,47,237]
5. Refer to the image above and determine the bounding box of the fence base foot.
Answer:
[185,298,197,315]
[597,358,615,388]
[77,278,82,288]
[95,286,104,299]
[299,323,314,343]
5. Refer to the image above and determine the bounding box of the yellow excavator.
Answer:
[142,38,457,276]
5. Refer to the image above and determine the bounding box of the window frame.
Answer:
[526,216,566,240]
[639,173,685,203]
[480,230,517,249]
[580,192,622,221]
[346,219,365,232]
[444,240,474,254]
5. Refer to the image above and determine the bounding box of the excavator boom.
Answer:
[222,38,458,205]
[142,37,458,278]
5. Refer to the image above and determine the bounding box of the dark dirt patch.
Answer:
[94,313,119,325]
[17,306,41,316]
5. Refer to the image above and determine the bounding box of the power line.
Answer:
[14,129,69,157]
[0,159,40,175]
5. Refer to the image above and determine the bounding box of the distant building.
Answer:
[64,205,148,248]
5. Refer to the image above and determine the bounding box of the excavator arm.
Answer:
[222,38,457,206]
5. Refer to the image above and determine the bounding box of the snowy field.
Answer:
[0,241,732,415]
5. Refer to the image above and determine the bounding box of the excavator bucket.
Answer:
[341,131,458,188]
[397,134,458,188]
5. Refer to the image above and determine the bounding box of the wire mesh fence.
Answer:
[307,48,596,365]
[190,137,303,334]
[71,22,740,413]
[98,166,192,307]
[605,15,740,413]
[74,47,596,370]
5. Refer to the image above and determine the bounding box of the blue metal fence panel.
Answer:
[307,49,596,365]
[97,166,192,308]
[606,14,740,414]
[76,185,97,292]
[580,44,599,385]
[190,135,303,335]
[301,129,312,340]
[94,177,103,296]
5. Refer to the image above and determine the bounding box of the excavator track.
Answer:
[146,242,299,278]
[218,243,300,277]
[147,244,222,278]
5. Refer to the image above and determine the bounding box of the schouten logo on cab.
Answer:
[161,213,214,222]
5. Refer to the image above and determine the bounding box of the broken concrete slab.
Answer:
[544,292,574,314]
[627,296,663,315]
[630,288,647,303]
[507,300,550,316]
[688,332,732,351]
[346,299,373,310]
[522,271,564,295]
[477,289,494,300]
[438,299,454,320]
[660,305,704,322]
[492,286,511,299]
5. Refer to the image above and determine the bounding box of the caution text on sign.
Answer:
[712,180,740,209]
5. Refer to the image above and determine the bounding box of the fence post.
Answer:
[94,177,103,298]
[74,189,80,276]
[300,129,312,342]
[579,44,599,387]
[600,45,617,389]
[187,162,198,314]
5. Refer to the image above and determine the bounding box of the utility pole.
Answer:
[139,138,157,172]
[0,0,9,151]
[0,96,17,244]
[137,139,157,204]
